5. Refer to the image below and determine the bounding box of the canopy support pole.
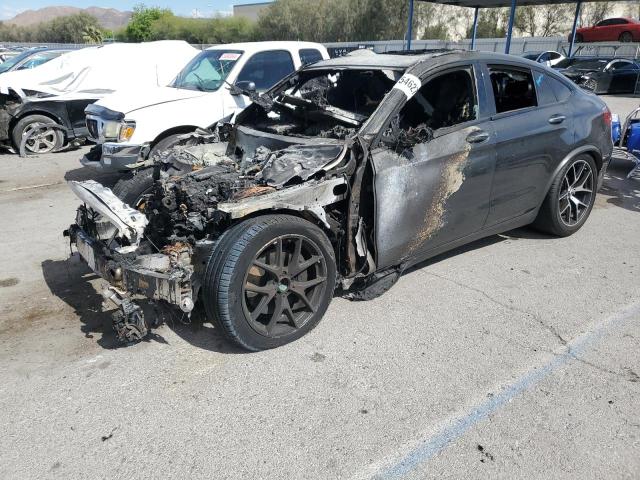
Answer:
[568,1,582,58]
[407,0,415,50]
[505,0,517,54]
[471,7,479,50]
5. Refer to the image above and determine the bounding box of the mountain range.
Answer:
[4,6,132,30]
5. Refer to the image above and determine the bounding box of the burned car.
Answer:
[65,51,613,351]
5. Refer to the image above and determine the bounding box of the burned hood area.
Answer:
[137,65,412,276]
[68,51,488,342]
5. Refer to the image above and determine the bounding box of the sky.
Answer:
[0,0,267,21]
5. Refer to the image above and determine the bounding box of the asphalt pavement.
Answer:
[0,95,638,480]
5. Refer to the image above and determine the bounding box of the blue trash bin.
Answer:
[612,114,621,145]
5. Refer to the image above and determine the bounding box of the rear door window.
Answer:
[533,71,556,105]
[299,49,323,66]
[236,50,295,92]
[534,71,572,104]
[489,66,537,114]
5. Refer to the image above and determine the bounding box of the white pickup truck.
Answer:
[81,41,329,177]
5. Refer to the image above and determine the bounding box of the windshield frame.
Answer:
[170,49,244,92]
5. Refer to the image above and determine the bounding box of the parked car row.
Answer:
[521,50,639,95]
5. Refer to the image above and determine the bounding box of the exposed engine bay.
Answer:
[65,66,403,342]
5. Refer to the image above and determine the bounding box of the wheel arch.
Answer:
[150,125,199,149]
[230,207,337,241]
[9,109,66,135]
[544,145,602,195]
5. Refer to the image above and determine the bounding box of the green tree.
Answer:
[579,2,612,27]
[515,5,572,37]
[125,4,172,41]
[466,8,508,39]
[82,24,104,44]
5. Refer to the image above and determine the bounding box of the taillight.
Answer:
[603,107,612,128]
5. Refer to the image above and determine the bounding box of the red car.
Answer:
[571,17,640,43]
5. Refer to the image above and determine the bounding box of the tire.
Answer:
[112,166,178,209]
[112,132,189,207]
[619,32,633,43]
[203,214,336,351]
[533,155,598,237]
[149,133,189,158]
[12,114,64,154]
[570,33,584,43]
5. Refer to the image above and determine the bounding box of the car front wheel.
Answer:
[12,114,64,154]
[203,214,336,351]
[533,155,597,237]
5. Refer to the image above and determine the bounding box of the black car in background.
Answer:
[555,57,639,94]
[66,51,613,350]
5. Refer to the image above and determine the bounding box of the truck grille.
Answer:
[86,118,99,139]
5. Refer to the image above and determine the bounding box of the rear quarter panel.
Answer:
[570,90,612,167]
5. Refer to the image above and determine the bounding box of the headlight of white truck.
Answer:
[118,121,136,142]
[102,120,121,139]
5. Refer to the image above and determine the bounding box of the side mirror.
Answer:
[232,80,256,95]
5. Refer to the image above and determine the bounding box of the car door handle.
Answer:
[466,130,490,144]
[548,115,566,124]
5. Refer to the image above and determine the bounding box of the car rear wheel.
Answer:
[619,32,633,42]
[533,155,597,237]
[12,114,64,154]
[203,214,336,351]
[570,33,583,43]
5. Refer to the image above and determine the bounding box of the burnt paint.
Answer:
[372,124,496,269]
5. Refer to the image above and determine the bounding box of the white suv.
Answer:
[81,41,329,172]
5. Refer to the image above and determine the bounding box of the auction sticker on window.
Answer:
[220,53,241,61]
[393,73,421,98]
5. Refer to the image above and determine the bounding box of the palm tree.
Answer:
[82,25,103,44]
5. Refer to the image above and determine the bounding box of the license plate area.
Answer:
[75,230,98,272]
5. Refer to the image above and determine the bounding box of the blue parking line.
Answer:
[372,302,640,479]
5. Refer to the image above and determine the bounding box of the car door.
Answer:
[224,49,297,117]
[484,64,575,227]
[607,60,639,94]
[371,64,497,268]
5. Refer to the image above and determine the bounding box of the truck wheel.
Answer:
[149,133,189,158]
[203,214,336,351]
[112,166,178,210]
[533,155,597,237]
[12,115,64,154]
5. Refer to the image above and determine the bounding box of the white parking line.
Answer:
[2,182,62,193]
[359,301,640,480]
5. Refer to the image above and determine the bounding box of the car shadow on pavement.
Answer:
[41,256,246,354]
[406,234,507,275]
[599,159,640,214]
